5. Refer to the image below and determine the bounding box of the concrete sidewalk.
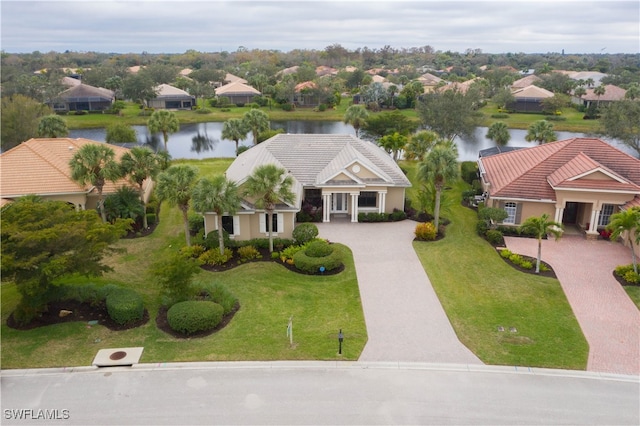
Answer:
[505,235,640,376]
[317,220,481,364]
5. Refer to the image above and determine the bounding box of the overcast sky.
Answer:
[1,0,639,54]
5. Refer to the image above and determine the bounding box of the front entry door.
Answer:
[331,193,348,213]
[562,202,578,224]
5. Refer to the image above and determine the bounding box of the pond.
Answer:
[69,121,629,162]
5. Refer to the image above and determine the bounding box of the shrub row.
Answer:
[499,249,548,272]
[358,209,406,222]
[167,301,224,335]
[614,264,640,285]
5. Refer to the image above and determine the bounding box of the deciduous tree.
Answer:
[417,88,481,142]
[1,95,52,150]
[599,100,640,157]
[105,123,138,143]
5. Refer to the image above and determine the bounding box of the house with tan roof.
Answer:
[215,81,261,105]
[436,78,482,94]
[508,84,554,112]
[0,138,153,211]
[202,134,411,240]
[50,83,115,112]
[416,73,443,92]
[511,75,542,90]
[293,81,319,106]
[148,84,195,110]
[478,138,640,245]
[574,84,627,108]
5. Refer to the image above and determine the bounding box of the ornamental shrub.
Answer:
[293,246,343,274]
[237,245,261,263]
[279,244,305,263]
[188,212,205,234]
[146,213,157,225]
[476,220,489,236]
[167,301,224,335]
[500,249,512,258]
[180,244,206,260]
[623,270,640,284]
[390,209,406,221]
[105,288,144,325]
[485,230,505,246]
[304,240,333,257]
[614,264,634,277]
[519,260,533,270]
[203,230,231,250]
[198,248,233,265]
[196,282,238,314]
[292,223,319,245]
[415,222,437,241]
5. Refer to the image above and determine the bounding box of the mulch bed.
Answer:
[612,271,640,287]
[496,250,557,279]
[155,301,241,339]
[7,299,149,331]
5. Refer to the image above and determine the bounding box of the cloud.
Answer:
[1,0,638,53]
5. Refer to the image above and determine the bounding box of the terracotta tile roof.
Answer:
[624,196,640,209]
[479,138,640,201]
[1,138,136,199]
[582,84,626,101]
[294,81,317,92]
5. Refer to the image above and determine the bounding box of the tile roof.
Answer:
[224,73,247,84]
[1,138,137,199]
[215,81,261,96]
[581,84,627,102]
[294,81,317,92]
[154,83,191,97]
[59,84,114,101]
[511,75,542,89]
[417,73,443,85]
[511,85,554,99]
[479,138,640,201]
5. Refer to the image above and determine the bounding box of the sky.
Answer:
[1,0,639,55]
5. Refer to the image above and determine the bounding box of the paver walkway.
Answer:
[505,235,640,376]
[317,220,481,364]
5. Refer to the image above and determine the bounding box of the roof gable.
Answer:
[155,83,191,97]
[511,85,554,99]
[215,81,261,96]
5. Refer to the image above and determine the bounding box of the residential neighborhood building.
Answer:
[215,81,261,105]
[478,137,640,252]
[0,138,154,210]
[508,84,554,112]
[511,74,542,90]
[573,84,627,108]
[416,72,443,92]
[202,134,411,240]
[293,81,319,106]
[50,83,115,112]
[148,83,195,110]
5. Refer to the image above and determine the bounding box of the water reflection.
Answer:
[191,130,219,154]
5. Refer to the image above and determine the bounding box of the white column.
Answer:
[351,193,358,222]
[323,193,331,222]
[589,209,600,232]
[554,206,564,223]
[378,191,387,214]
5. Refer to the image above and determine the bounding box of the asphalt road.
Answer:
[2,362,638,425]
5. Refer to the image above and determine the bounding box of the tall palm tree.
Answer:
[417,144,459,231]
[221,118,249,155]
[404,130,441,161]
[519,213,564,274]
[606,207,640,274]
[573,86,587,99]
[37,114,68,138]
[242,109,270,145]
[119,146,162,229]
[192,175,242,255]
[148,109,180,152]
[593,85,606,108]
[343,105,369,138]
[486,121,511,146]
[244,164,295,252]
[69,144,122,222]
[525,120,557,145]
[155,165,198,246]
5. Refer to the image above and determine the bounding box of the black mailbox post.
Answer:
[338,329,344,355]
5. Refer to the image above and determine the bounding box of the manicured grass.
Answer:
[624,286,640,310]
[0,159,366,369]
[401,162,589,369]
[480,103,598,133]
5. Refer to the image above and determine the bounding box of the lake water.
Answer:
[69,121,629,162]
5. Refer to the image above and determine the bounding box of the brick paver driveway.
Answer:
[505,235,640,376]
[317,220,481,365]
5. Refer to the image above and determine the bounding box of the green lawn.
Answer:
[402,162,589,369]
[624,286,640,310]
[0,158,366,369]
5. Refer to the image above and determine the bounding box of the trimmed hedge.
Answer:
[292,223,319,245]
[105,288,144,325]
[167,301,224,335]
[293,244,343,274]
[305,240,333,257]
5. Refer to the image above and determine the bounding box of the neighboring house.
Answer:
[223,73,247,85]
[511,74,542,90]
[573,84,626,108]
[293,81,319,106]
[416,73,443,92]
[555,70,608,87]
[508,84,554,112]
[215,81,261,105]
[316,66,338,77]
[50,83,115,112]
[0,138,154,210]
[148,83,195,110]
[202,134,411,240]
[478,137,640,241]
[61,76,82,87]
[436,77,482,94]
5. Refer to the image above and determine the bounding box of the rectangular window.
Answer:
[503,202,517,224]
[221,216,234,235]
[358,191,377,208]
[265,213,278,233]
[598,204,616,227]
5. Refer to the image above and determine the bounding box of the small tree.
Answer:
[377,132,407,161]
[418,145,459,231]
[404,130,441,161]
[119,146,162,228]
[479,207,509,230]
[486,122,511,146]
[606,207,640,274]
[106,123,138,143]
[525,120,557,145]
[221,118,249,155]
[519,213,564,273]
[151,253,200,306]
[148,109,180,152]
[155,165,199,246]
[37,114,68,138]
[242,109,270,145]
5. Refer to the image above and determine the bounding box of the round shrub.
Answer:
[167,301,224,335]
[415,222,437,241]
[293,247,343,274]
[292,223,319,245]
[195,282,238,314]
[106,288,144,325]
[485,230,505,246]
[304,240,333,257]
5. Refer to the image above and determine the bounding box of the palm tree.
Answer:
[221,118,249,155]
[377,132,407,161]
[148,110,180,152]
[69,143,121,222]
[244,164,295,252]
[192,175,242,255]
[155,165,198,246]
[593,85,606,108]
[585,78,594,88]
[37,114,68,138]
[242,109,270,145]
[525,120,557,145]
[119,146,162,229]
[606,207,640,274]
[343,105,369,137]
[519,213,564,274]
[417,144,459,231]
[404,130,441,161]
[486,121,511,146]
[574,86,587,99]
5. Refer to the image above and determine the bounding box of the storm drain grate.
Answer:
[92,347,144,367]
